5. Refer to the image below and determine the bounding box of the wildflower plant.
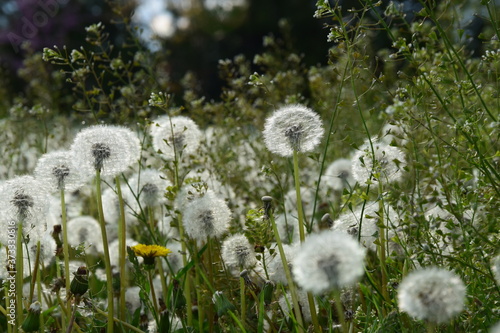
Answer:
[398,267,466,327]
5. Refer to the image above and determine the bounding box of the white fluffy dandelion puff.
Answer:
[70,125,140,178]
[34,150,89,192]
[182,190,231,241]
[331,201,401,252]
[398,267,466,324]
[221,234,257,270]
[0,176,48,240]
[124,168,172,208]
[66,216,104,254]
[351,137,406,186]
[324,158,356,191]
[263,104,324,157]
[292,230,365,294]
[150,115,202,160]
[267,243,296,285]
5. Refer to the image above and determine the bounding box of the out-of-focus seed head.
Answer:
[263,104,324,157]
[397,267,466,324]
[292,230,366,294]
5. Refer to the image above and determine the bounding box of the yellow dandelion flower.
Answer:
[130,244,171,266]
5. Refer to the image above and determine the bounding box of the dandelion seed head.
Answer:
[292,230,365,294]
[91,142,112,171]
[275,214,300,244]
[263,104,324,157]
[398,267,466,323]
[0,176,48,241]
[101,187,138,231]
[182,190,231,241]
[67,216,103,255]
[221,234,257,270]
[324,158,356,191]
[150,115,202,160]
[381,122,407,146]
[71,125,139,177]
[125,169,171,208]
[109,238,139,267]
[351,138,406,186]
[34,151,89,192]
[268,243,296,285]
[332,202,402,253]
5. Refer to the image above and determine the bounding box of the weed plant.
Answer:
[0,1,499,332]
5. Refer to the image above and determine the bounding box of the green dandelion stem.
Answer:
[115,175,127,321]
[377,197,389,313]
[95,170,114,333]
[148,269,160,317]
[228,309,246,333]
[176,213,193,326]
[60,188,71,295]
[93,306,147,333]
[240,275,246,325]
[4,247,12,333]
[16,220,24,327]
[269,208,305,333]
[292,150,306,243]
[157,257,169,310]
[29,240,41,303]
[333,290,348,333]
[59,188,72,325]
[36,254,45,333]
[292,150,321,332]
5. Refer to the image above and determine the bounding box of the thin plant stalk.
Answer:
[28,241,41,303]
[28,241,45,333]
[147,269,159,316]
[169,123,194,327]
[176,213,193,327]
[377,197,389,313]
[228,310,246,333]
[93,306,147,333]
[5,247,12,333]
[240,275,246,325]
[36,254,45,333]
[60,188,71,296]
[95,170,114,333]
[292,150,306,243]
[206,237,216,332]
[66,299,78,333]
[332,290,347,333]
[15,221,24,327]
[269,208,305,333]
[115,176,127,321]
[292,150,321,332]
[193,244,204,332]
[59,188,72,326]
[157,257,169,309]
